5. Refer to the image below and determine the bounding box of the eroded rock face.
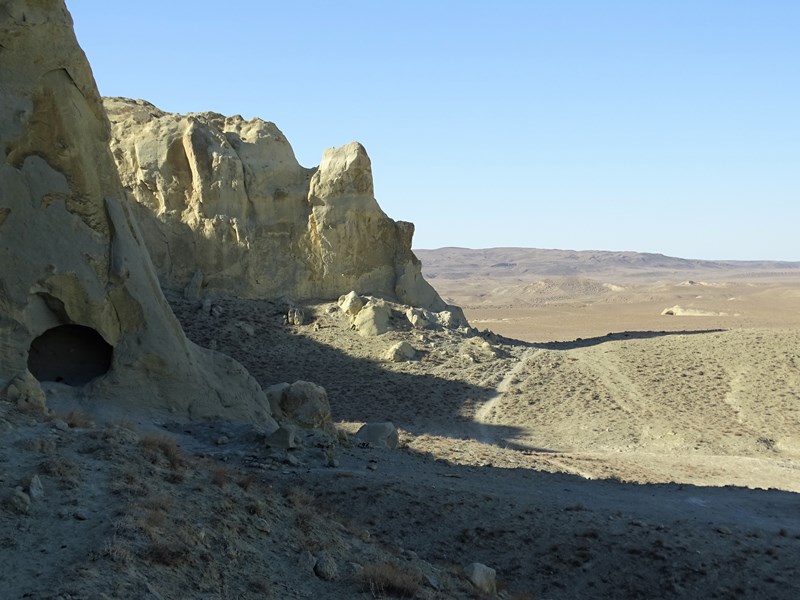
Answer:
[104,98,451,313]
[0,2,275,425]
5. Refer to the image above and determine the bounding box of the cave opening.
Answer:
[27,324,113,386]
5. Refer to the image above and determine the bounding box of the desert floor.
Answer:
[3,250,800,599]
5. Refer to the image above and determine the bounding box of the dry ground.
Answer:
[3,248,800,599]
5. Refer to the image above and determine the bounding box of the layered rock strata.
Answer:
[0,1,275,424]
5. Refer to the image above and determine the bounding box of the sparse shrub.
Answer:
[103,536,132,565]
[247,576,272,595]
[38,456,80,487]
[65,410,95,429]
[245,500,265,516]
[237,473,258,491]
[144,541,189,566]
[165,470,185,484]
[285,485,315,509]
[17,436,56,453]
[209,463,230,487]
[360,563,421,598]
[139,434,184,469]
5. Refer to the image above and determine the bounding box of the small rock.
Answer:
[236,321,255,337]
[284,454,300,467]
[266,424,297,449]
[280,381,331,429]
[52,419,69,432]
[300,550,317,574]
[73,510,88,521]
[27,475,44,500]
[353,303,391,336]
[216,435,230,445]
[406,307,432,329]
[338,291,364,317]
[465,562,496,595]
[314,551,339,581]
[4,371,46,414]
[355,422,399,449]
[254,518,271,534]
[287,307,306,326]
[6,488,30,514]
[367,463,378,471]
[423,573,441,590]
[384,341,416,362]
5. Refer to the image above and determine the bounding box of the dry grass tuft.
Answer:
[237,473,258,491]
[144,541,189,566]
[139,433,184,469]
[360,562,421,598]
[285,485,316,509]
[39,456,80,487]
[209,463,230,487]
[103,536,133,565]
[65,410,95,429]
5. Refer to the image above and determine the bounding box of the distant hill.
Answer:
[415,247,800,282]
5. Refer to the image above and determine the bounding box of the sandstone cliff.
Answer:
[104,98,453,315]
[0,1,276,424]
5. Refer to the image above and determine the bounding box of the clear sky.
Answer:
[67,1,799,260]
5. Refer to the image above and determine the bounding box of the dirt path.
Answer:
[474,348,540,443]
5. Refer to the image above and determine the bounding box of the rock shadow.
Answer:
[166,293,522,440]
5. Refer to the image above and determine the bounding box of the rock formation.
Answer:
[103,97,457,316]
[0,1,275,425]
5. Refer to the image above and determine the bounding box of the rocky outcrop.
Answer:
[103,98,454,314]
[0,1,275,425]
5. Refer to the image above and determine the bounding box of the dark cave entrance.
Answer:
[27,325,113,386]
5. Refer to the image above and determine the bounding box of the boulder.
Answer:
[280,381,331,429]
[406,307,432,329]
[355,422,399,449]
[354,304,391,337]
[435,310,462,329]
[384,341,416,362]
[265,424,297,449]
[3,371,46,413]
[265,382,291,418]
[313,551,339,581]
[465,562,496,596]
[338,291,364,317]
[104,99,455,314]
[0,3,276,425]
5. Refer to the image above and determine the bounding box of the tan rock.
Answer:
[384,341,416,362]
[280,381,331,429]
[0,2,276,425]
[338,291,364,317]
[355,422,400,449]
[465,562,496,595]
[354,304,391,337]
[103,99,460,315]
[3,371,47,413]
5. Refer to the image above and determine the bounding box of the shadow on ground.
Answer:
[168,292,530,445]
[299,442,800,599]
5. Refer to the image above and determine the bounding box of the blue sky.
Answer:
[67,1,799,260]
